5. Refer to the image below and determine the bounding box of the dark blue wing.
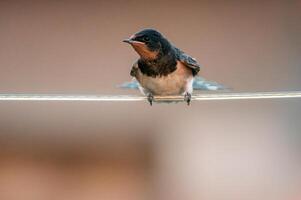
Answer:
[174,47,200,76]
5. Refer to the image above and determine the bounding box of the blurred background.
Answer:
[0,0,300,199]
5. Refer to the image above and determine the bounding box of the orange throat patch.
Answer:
[131,43,159,60]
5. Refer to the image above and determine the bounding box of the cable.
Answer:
[0,91,300,102]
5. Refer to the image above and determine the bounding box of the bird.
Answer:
[123,28,224,105]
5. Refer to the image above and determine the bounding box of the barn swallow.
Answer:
[123,29,216,105]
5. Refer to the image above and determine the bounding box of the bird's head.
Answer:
[123,29,171,60]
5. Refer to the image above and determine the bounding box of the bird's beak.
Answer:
[122,39,133,44]
[123,37,145,45]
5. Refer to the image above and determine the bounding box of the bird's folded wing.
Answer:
[174,47,200,76]
[130,61,139,77]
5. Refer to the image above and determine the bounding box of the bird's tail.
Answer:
[192,76,227,91]
[118,78,140,89]
[118,77,228,91]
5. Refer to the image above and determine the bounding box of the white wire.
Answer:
[0,91,300,102]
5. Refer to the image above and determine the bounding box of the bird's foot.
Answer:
[147,93,154,106]
[184,92,192,105]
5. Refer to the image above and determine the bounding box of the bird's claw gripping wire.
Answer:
[184,93,192,105]
[147,93,154,106]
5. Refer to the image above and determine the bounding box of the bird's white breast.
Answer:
[136,61,194,96]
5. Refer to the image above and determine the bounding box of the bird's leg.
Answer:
[184,92,192,105]
[147,93,154,106]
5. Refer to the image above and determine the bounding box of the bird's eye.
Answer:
[144,36,150,42]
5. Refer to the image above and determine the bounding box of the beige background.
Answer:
[0,0,300,200]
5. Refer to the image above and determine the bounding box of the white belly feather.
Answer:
[136,61,194,96]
